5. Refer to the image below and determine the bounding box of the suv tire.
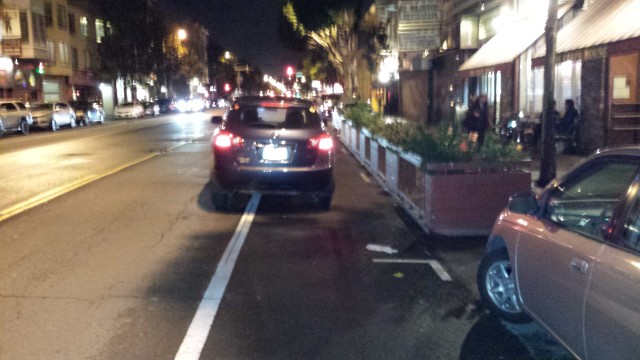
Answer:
[19,119,29,135]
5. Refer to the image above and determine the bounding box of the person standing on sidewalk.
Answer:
[463,94,490,147]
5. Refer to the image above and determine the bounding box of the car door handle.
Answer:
[570,257,589,274]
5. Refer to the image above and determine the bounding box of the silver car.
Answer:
[0,100,32,135]
[30,102,77,131]
[478,146,640,359]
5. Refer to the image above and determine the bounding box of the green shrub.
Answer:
[369,120,523,168]
[343,101,383,134]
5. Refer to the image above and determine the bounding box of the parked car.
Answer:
[114,102,144,119]
[30,102,76,131]
[477,146,640,359]
[70,100,104,125]
[156,98,176,114]
[210,96,334,210]
[143,101,159,116]
[0,100,32,135]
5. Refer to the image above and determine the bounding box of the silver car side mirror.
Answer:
[508,192,539,215]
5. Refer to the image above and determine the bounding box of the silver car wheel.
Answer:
[484,259,521,314]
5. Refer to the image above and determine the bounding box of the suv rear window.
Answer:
[228,105,321,129]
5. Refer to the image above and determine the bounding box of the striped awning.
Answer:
[459,2,575,72]
[534,0,640,57]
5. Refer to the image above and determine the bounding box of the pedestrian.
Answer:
[556,99,579,136]
[463,94,490,147]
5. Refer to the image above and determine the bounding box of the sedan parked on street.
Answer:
[114,102,144,119]
[210,96,335,210]
[70,100,105,125]
[30,102,76,131]
[477,146,640,359]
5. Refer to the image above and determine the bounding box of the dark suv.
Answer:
[210,96,335,210]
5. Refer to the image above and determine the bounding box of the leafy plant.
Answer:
[369,120,524,168]
[343,101,383,134]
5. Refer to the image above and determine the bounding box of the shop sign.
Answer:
[557,46,607,63]
[1,10,22,39]
[460,15,478,49]
[2,39,22,56]
[398,0,441,22]
[398,29,440,51]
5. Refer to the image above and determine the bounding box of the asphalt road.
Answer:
[0,111,572,359]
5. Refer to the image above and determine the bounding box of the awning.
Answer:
[459,2,575,72]
[534,0,640,58]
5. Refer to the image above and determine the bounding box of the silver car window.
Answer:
[619,190,640,253]
[544,160,640,241]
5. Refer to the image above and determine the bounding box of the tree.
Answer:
[538,0,559,187]
[98,0,165,101]
[281,0,364,99]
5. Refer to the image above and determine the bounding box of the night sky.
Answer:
[157,0,299,75]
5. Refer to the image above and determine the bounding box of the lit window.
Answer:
[58,41,69,64]
[80,17,88,37]
[95,19,104,43]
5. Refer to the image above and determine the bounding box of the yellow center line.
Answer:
[0,152,159,223]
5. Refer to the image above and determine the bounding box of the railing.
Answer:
[340,122,428,232]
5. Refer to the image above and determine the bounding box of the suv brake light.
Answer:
[214,130,244,148]
[308,134,333,151]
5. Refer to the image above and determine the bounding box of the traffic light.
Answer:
[286,66,294,77]
[36,62,44,75]
[224,83,231,92]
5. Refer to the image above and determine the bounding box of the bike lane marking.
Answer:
[174,192,261,360]
[372,258,453,281]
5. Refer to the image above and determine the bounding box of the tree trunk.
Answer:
[538,0,559,187]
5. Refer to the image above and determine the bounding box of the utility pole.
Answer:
[537,0,559,187]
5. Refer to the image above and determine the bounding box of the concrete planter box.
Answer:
[423,162,531,236]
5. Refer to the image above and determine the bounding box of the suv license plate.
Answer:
[262,145,288,161]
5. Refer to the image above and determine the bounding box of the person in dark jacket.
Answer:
[556,99,579,136]
[463,94,490,146]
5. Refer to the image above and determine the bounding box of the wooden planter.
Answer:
[423,161,531,236]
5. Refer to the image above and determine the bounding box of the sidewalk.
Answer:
[529,153,587,189]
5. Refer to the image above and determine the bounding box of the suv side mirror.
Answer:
[508,192,539,215]
[211,116,223,125]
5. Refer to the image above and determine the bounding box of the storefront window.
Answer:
[530,60,581,115]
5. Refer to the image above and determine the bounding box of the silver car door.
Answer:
[516,159,640,359]
[584,186,640,359]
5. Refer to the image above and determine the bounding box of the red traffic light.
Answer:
[224,83,231,92]
[286,66,294,77]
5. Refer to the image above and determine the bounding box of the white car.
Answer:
[114,102,144,118]
[30,102,77,131]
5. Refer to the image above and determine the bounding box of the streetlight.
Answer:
[177,28,187,41]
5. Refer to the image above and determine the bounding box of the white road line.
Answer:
[372,258,453,282]
[340,148,349,154]
[174,192,261,360]
[360,172,371,184]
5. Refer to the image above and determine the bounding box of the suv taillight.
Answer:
[214,130,244,148]
[308,134,333,151]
